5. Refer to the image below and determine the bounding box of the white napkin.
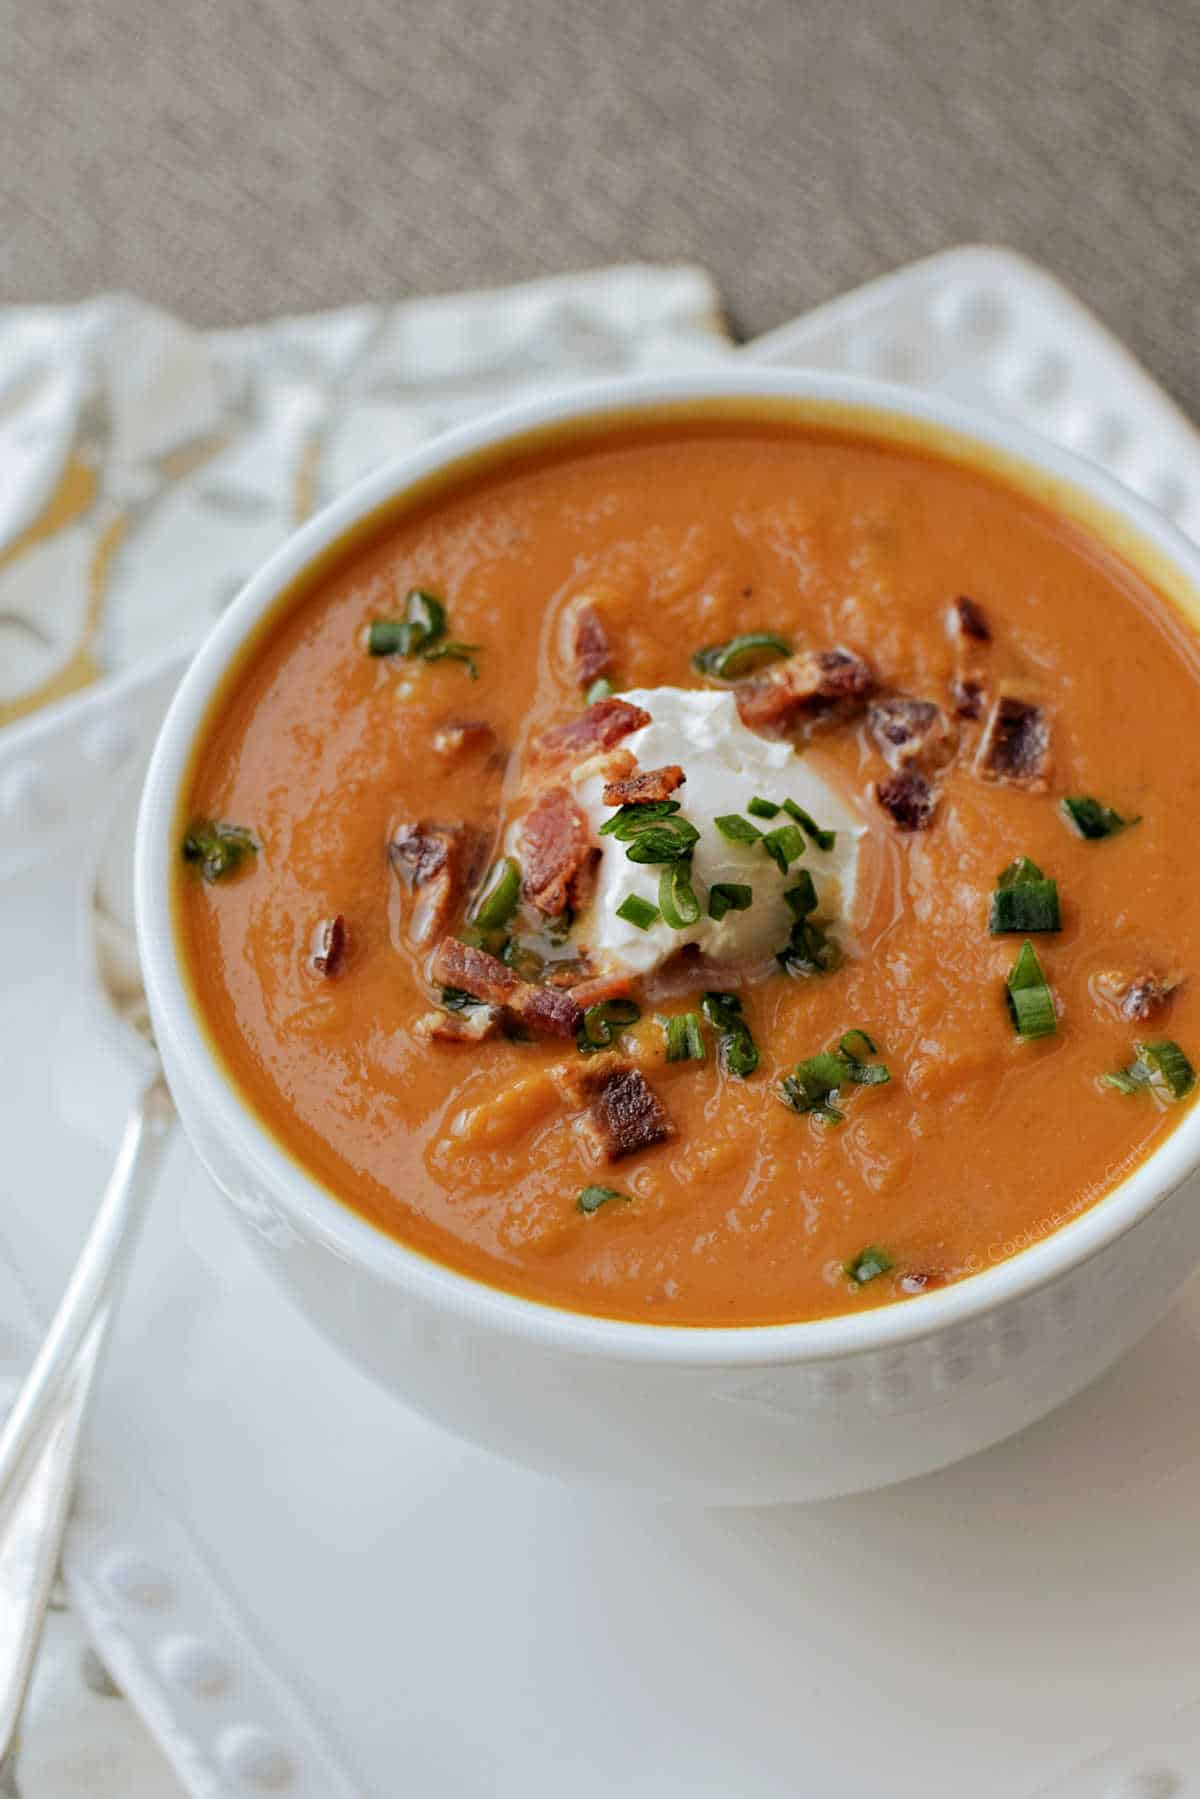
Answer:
[0,264,731,724]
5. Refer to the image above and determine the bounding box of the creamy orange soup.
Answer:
[178,419,1200,1325]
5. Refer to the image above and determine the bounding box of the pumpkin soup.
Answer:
[176,420,1200,1325]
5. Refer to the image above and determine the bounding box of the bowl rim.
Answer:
[134,365,1200,1368]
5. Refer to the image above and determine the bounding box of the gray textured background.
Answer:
[2,0,1198,409]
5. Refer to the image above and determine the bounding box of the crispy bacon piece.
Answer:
[947,596,993,719]
[528,697,651,770]
[553,1053,673,1162]
[1094,970,1182,1022]
[432,719,496,763]
[868,694,958,774]
[602,764,685,807]
[520,785,598,916]
[414,1005,503,1044]
[557,970,637,1008]
[874,769,937,831]
[561,596,613,685]
[735,648,876,731]
[974,687,1051,790]
[310,914,348,977]
[389,821,482,946]
[430,938,582,1040]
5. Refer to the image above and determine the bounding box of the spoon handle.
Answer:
[0,1076,173,1758]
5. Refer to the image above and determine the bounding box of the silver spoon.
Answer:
[0,766,173,1760]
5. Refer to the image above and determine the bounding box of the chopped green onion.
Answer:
[708,882,754,921]
[624,819,700,864]
[1137,1039,1196,1099]
[658,862,702,928]
[762,823,805,873]
[182,819,258,883]
[577,998,641,1055]
[779,1035,891,1123]
[692,631,793,680]
[782,799,836,853]
[616,894,660,930]
[585,676,614,704]
[423,640,481,679]
[1061,795,1141,840]
[469,856,521,931]
[702,992,759,1078]
[499,939,544,982]
[662,1012,706,1062]
[784,871,819,919]
[367,619,418,657]
[989,856,1062,935]
[846,1246,892,1286]
[577,1184,628,1215]
[440,986,481,1012]
[1100,1068,1144,1095]
[404,589,446,644]
[1005,940,1057,1039]
[777,916,841,977]
[747,796,781,819]
[714,813,762,845]
[599,799,681,837]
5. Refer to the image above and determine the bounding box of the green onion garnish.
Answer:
[1005,940,1057,1039]
[989,856,1062,935]
[469,856,521,931]
[662,1012,706,1062]
[658,862,702,928]
[708,882,754,921]
[616,894,660,930]
[779,1033,891,1125]
[577,1185,628,1215]
[747,796,781,819]
[585,676,614,704]
[782,800,836,853]
[599,799,681,837]
[576,997,641,1055]
[182,819,258,883]
[761,823,805,873]
[368,589,481,676]
[423,641,481,679]
[846,1247,892,1286]
[692,632,792,680]
[441,987,481,1012]
[1061,795,1141,840]
[784,871,819,919]
[1104,1039,1196,1100]
[776,873,841,977]
[624,818,700,864]
[714,814,762,845]
[702,992,759,1078]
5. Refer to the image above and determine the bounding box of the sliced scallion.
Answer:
[182,819,258,883]
[702,992,759,1078]
[708,882,754,921]
[762,822,805,873]
[1137,1039,1195,1099]
[623,818,700,864]
[846,1246,892,1286]
[989,855,1062,935]
[782,799,836,853]
[367,588,480,676]
[576,997,641,1055]
[1005,940,1057,1039]
[659,861,702,928]
[423,640,481,679]
[662,1012,706,1062]
[599,799,681,838]
[714,813,762,845]
[469,856,521,931]
[1061,795,1141,840]
[616,893,660,930]
[577,1184,628,1214]
[747,796,781,819]
[784,871,818,919]
[779,1034,892,1124]
[692,631,792,680]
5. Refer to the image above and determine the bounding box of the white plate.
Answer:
[4,247,1200,1799]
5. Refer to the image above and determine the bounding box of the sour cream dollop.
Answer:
[572,687,865,976]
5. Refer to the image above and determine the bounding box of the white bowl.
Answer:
[134,369,1200,1503]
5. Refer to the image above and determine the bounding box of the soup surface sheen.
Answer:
[179,422,1200,1325]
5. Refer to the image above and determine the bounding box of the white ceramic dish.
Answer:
[5,247,1200,1796]
[135,358,1200,1507]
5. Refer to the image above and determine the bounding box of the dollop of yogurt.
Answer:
[573,687,865,975]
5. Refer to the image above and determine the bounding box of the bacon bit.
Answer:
[430,937,583,1040]
[553,1053,673,1162]
[874,769,937,831]
[602,764,686,807]
[868,695,958,774]
[1094,970,1182,1023]
[571,746,636,789]
[432,719,496,763]
[735,647,876,731]
[947,597,993,719]
[561,596,612,685]
[414,1005,503,1044]
[559,970,638,1009]
[974,687,1051,790]
[528,697,651,770]
[520,785,598,916]
[389,821,482,946]
[310,914,348,977]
